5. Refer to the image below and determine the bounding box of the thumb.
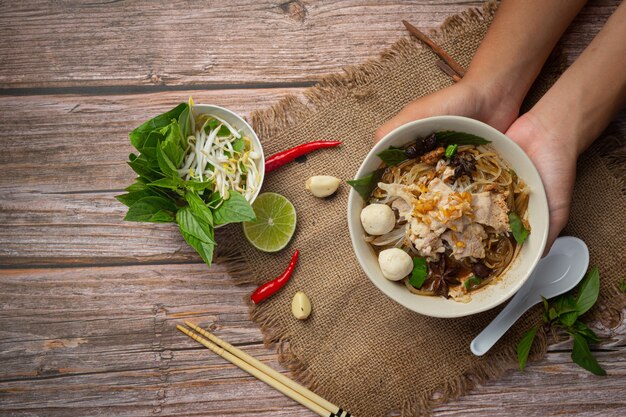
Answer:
[374,97,439,143]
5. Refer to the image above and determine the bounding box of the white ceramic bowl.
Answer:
[192,104,265,205]
[347,116,549,318]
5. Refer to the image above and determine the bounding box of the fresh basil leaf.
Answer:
[176,206,214,244]
[347,168,384,201]
[377,147,407,166]
[128,154,163,182]
[149,177,184,190]
[185,192,213,226]
[509,212,529,244]
[184,180,214,192]
[217,125,231,137]
[553,293,578,316]
[160,120,185,167]
[435,130,491,146]
[409,257,428,289]
[176,207,215,265]
[116,189,154,207]
[548,307,557,321]
[204,119,219,133]
[559,311,578,327]
[156,144,179,178]
[124,196,176,223]
[444,144,458,159]
[619,278,626,293]
[517,324,539,372]
[572,321,601,343]
[571,332,606,376]
[232,137,245,153]
[212,191,256,225]
[575,266,600,316]
[177,104,194,141]
[541,296,549,313]
[129,103,187,151]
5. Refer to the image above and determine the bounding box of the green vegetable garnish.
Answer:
[463,275,482,290]
[444,144,458,159]
[376,146,408,166]
[435,131,491,146]
[347,168,384,201]
[117,100,257,267]
[409,257,428,289]
[516,266,606,375]
[508,212,530,244]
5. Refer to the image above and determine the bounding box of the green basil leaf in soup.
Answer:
[408,257,428,289]
[435,130,491,146]
[347,168,384,201]
[508,212,529,244]
[212,190,256,225]
[377,146,408,166]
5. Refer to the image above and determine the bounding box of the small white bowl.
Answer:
[347,116,549,318]
[192,104,265,205]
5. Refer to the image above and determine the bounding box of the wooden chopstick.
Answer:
[402,19,466,79]
[178,322,351,417]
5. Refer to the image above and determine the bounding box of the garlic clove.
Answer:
[291,291,312,320]
[305,175,341,198]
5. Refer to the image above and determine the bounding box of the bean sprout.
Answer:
[179,113,261,201]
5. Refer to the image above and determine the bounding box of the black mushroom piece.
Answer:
[422,133,438,152]
[450,152,476,179]
[404,133,435,159]
[472,262,492,278]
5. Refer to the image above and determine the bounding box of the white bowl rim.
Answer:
[347,115,549,318]
[191,103,265,205]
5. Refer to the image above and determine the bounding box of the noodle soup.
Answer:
[354,131,530,302]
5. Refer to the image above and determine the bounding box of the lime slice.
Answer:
[243,192,296,252]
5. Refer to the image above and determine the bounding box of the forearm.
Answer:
[463,0,587,109]
[530,1,626,156]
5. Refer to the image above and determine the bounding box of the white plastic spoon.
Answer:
[470,236,589,356]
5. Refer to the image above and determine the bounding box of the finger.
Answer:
[374,99,434,143]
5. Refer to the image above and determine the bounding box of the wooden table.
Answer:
[1,1,625,415]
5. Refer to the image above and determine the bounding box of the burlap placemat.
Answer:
[220,2,626,415]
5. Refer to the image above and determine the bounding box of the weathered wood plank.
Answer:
[0,88,301,194]
[0,265,624,416]
[0,0,617,89]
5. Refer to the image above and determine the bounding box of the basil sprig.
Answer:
[117,102,256,266]
[435,131,491,146]
[516,267,606,375]
[376,146,408,167]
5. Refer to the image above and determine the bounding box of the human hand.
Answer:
[374,79,520,142]
[505,111,579,253]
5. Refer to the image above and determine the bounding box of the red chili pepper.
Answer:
[265,141,342,172]
[251,250,299,304]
